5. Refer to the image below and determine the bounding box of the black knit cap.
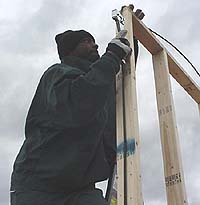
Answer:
[55,30,95,59]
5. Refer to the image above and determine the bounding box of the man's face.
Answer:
[71,38,100,62]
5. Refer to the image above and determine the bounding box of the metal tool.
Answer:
[112,9,124,32]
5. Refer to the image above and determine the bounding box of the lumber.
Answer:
[116,69,125,205]
[152,49,188,204]
[121,6,143,205]
[131,11,200,104]
[167,53,200,104]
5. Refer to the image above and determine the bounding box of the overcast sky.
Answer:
[0,0,200,204]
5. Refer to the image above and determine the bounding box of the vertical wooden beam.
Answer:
[152,49,188,204]
[116,70,125,205]
[121,6,143,205]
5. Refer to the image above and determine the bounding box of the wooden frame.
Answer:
[131,12,200,105]
[152,50,188,204]
[116,5,200,205]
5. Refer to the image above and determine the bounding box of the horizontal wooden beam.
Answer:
[167,53,200,104]
[131,11,200,104]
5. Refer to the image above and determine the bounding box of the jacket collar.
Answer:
[61,56,92,73]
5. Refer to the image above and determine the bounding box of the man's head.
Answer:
[55,30,100,62]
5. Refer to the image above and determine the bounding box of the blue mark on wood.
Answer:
[117,138,136,159]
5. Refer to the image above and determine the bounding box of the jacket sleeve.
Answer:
[45,53,120,127]
[103,85,116,168]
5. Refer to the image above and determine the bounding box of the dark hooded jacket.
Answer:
[11,52,120,193]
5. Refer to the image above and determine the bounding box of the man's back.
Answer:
[10,27,135,204]
[11,55,118,193]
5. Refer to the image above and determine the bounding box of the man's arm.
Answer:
[45,44,129,128]
[45,53,119,126]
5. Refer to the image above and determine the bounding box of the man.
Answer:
[11,8,144,205]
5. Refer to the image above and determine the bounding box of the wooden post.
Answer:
[121,6,143,205]
[152,49,188,204]
[116,69,125,205]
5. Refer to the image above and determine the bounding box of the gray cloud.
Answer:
[1,0,88,57]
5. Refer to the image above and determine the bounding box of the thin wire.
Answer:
[149,28,200,78]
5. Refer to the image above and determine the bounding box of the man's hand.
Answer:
[106,30,132,61]
[115,30,127,39]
